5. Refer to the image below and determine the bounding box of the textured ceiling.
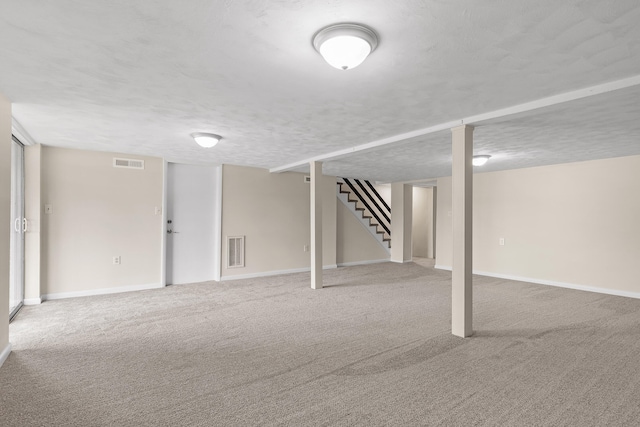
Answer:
[1,0,639,181]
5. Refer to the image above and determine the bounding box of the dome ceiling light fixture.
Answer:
[472,155,492,166]
[191,132,222,148]
[312,23,379,70]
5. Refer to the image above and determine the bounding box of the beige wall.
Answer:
[375,183,391,207]
[221,165,337,278]
[412,187,434,258]
[436,155,640,294]
[336,201,389,264]
[41,147,163,295]
[0,93,11,356]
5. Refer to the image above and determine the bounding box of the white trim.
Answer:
[221,265,338,282]
[23,297,42,305]
[337,259,389,267]
[433,265,640,299]
[11,118,37,146]
[434,265,452,271]
[43,282,163,301]
[0,343,11,369]
[270,74,640,173]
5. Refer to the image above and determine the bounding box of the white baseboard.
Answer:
[43,282,164,301]
[23,297,42,305]
[221,265,338,282]
[433,265,640,299]
[0,343,11,369]
[390,259,412,264]
[338,259,389,267]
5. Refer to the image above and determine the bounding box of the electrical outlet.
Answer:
[113,256,121,265]
[303,245,309,252]
[499,238,505,246]
[154,206,162,215]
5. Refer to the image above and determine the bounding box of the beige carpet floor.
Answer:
[2,259,640,426]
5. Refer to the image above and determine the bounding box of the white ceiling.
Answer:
[1,0,640,182]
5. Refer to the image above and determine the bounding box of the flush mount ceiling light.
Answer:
[313,23,379,70]
[191,132,221,148]
[473,155,492,166]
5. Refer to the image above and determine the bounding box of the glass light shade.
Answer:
[319,35,372,70]
[191,132,221,148]
[472,155,491,166]
[313,23,378,71]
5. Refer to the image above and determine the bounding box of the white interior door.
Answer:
[9,137,25,320]
[166,163,220,285]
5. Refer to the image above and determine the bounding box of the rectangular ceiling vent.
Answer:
[227,236,245,268]
[113,158,145,170]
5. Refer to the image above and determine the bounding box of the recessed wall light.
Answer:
[313,23,379,70]
[191,132,221,148]
[472,155,491,166]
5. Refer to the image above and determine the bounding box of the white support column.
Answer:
[451,125,474,337]
[310,161,323,289]
[390,182,413,263]
[24,144,42,304]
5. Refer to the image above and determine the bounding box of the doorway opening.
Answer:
[412,185,437,263]
[165,163,221,285]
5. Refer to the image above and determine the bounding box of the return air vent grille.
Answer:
[227,236,245,268]
[113,158,145,170]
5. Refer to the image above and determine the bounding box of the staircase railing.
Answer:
[342,178,391,236]
[363,180,390,212]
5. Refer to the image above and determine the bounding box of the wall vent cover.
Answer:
[227,236,245,268]
[113,158,145,170]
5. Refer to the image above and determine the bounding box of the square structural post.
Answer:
[390,182,413,263]
[310,161,323,289]
[451,125,473,337]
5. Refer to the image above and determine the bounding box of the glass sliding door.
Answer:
[9,136,25,321]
